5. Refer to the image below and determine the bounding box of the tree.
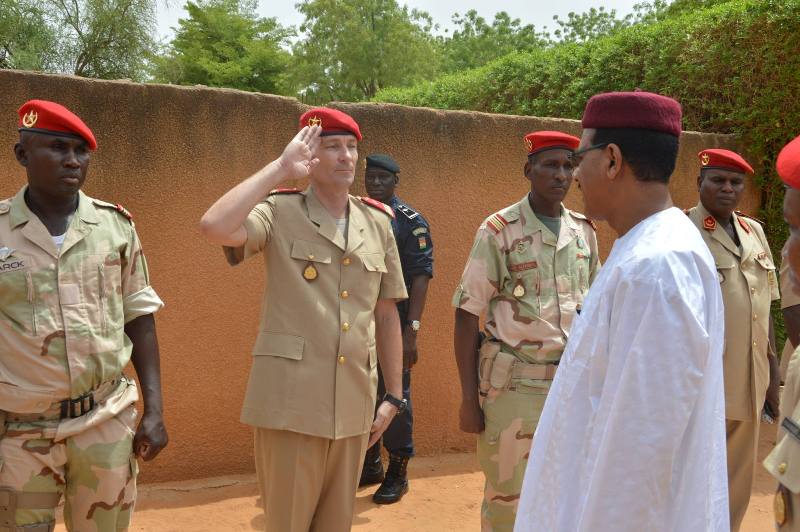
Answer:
[439,10,547,73]
[292,0,439,102]
[1,0,157,80]
[151,0,293,94]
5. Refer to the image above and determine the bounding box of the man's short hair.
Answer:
[592,128,679,183]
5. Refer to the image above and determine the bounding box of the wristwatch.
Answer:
[406,320,421,332]
[383,392,408,415]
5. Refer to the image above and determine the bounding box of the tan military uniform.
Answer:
[781,252,800,380]
[227,187,406,532]
[0,186,163,531]
[688,202,779,531]
[452,196,599,532]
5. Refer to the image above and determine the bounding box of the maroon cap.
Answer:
[299,107,362,141]
[778,135,800,189]
[18,99,97,150]
[581,91,682,137]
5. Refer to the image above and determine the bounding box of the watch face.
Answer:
[410,320,420,331]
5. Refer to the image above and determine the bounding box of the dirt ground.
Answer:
[55,425,779,531]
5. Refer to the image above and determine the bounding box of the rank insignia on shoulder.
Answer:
[703,215,716,231]
[412,227,428,236]
[587,219,597,231]
[486,213,508,234]
[0,247,16,261]
[736,210,763,226]
[737,216,751,234]
[115,203,133,221]
[269,188,302,196]
[358,196,395,218]
[397,204,419,220]
[683,208,691,216]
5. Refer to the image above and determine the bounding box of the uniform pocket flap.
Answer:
[715,257,736,270]
[755,255,776,270]
[290,240,332,263]
[253,332,305,360]
[361,253,387,273]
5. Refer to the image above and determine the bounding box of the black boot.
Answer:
[359,443,384,487]
[372,454,409,504]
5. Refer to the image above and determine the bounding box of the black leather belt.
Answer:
[59,392,96,419]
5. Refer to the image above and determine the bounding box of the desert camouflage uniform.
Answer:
[0,187,163,531]
[452,195,599,532]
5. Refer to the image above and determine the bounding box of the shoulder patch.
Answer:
[412,226,428,236]
[268,188,302,196]
[358,196,395,219]
[0,200,10,215]
[567,209,597,231]
[486,213,509,234]
[735,210,764,226]
[92,198,133,221]
[396,203,420,220]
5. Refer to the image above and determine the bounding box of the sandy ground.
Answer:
[55,425,780,531]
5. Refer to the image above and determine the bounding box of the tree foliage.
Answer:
[0,0,55,70]
[151,0,293,93]
[291,0,439,103]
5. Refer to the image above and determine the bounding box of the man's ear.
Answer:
[14,143,28,167]
[394,174,399,186]
[523,160,532,178]
[606,144,623,180]
[696,173,703,191]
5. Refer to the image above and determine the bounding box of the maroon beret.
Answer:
[581,91,682,137]
[778,135,800,189]
[698,148,754,174]
[299,107,362,141]
[18,99,97,150]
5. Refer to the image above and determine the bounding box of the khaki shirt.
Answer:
[780,251,800,380]
[0,187,163,415]
[229,187,407,440]
[688,202,779,421]
[452,196,600,381]
[765,344,800,492]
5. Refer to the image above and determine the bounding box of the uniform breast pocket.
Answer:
[290,240,332,280]
[716,258,736,285]
[80,253,124,350]
[0,269,35,334]
[359,252,387,291]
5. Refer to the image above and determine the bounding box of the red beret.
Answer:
[698,148,753,174]
[17,99,97,150]
[778,135,800,189]
[581,91,682,137]
[524,131,580,155]
[299,107,362,141]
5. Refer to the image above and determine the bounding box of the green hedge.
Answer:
[377,0,800,351]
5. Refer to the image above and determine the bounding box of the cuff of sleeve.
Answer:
[242,214,266,260]
[765,433,800,492]
[380,286,408,301]
[123,286,164,323]
[452,285,483,316]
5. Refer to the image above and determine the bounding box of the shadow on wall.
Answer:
[0,70,753,483]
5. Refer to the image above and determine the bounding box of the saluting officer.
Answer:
[359,153,433,504]
[199,108,408,532]
[0,100,167,531]
[686,148,781,531]
[452,131,600,532]
[764,134,800,531]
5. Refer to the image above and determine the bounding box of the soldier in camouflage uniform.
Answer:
[0,100,167,531]
[453,131,600,532]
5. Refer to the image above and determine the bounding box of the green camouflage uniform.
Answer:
[452,195,600,532]
[0,187,163,531]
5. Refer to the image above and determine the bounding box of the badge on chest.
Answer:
[0,247,26,273]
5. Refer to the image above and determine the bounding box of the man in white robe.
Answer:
[514,91,729,532]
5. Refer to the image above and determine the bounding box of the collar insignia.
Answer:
[738,217,751,233]
[703,215,716,231]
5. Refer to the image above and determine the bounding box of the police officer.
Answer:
[0,100,168,531]
[686,148,781,531]
[452,131,600,532]
[764,134,800,530]
[359,154,433,504]
[199,108,408,532]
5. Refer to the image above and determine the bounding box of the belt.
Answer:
[6,377,123,423]
[511,361,558,381]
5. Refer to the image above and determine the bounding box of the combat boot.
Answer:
[372,454,409,504]
[359,443,384,487]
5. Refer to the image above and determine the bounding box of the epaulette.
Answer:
[358,196,395,219]
[0,200,11,215]
[568,210,597,231]
[396,203,420,220]
[736,211,764,226]
[683,208,691,216]
[486,213,509,234]
[92,198,133,221]
[268,188,302,196]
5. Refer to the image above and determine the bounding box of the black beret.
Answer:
[366,153,400,174]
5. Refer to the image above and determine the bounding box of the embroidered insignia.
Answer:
[701,153,710,166]
[587,219,597,231]
[516,241,526,254]
[486,214,508,234]
[268,188,302,196]
[576,253,589,260]
[308,116,322,127]
[758,251,767,260]
[303,262,318,281]
[524,137,533,152]
[509,261,538,273]
[703,215,716,231]
[358,196,395,218]
[0,247,15,261]
[513,282,526,298]
[115,203,133,221]
[412,227,427,236]
[738,217,751,234]
[397,204,420,220]
[418,237,427,250]
[22,110,38,128]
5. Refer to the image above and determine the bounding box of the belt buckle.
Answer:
[65,392,95,419]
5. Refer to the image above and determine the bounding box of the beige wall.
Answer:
[0,70,756,482]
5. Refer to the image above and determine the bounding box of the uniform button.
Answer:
[343,257,351,266]
[308,254,315,260]
[338,355,346,364]
[751,287,756,294]
[342,322,350,331]
[341,290,349,299]
[779,462,788,474]
[753,341,757,348]
[753,314,758,321]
